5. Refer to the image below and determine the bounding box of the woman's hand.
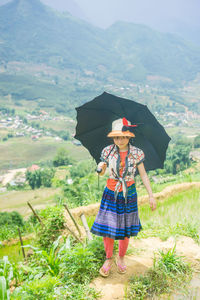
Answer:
[137,163,156,211]
[149,196,156,211]
[97,162,107,176]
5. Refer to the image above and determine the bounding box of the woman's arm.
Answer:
[137,162,156,211]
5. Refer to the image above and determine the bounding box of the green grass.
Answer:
[85,186,200,244]
[42,119,75,132]
[125,246,192,299]
[136,171,200,196]
[0,137,90,169]
[138,187,200,242]
[0,188,59,217]
[0,239,33,263]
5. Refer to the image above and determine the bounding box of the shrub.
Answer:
[0,212,24,227]
[12,275,61,300]
[53,148,71,167]
[70,160,96,179]
[41,168,55,187]
[36,206,65,249]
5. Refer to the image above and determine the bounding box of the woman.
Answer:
[91,117,156,277]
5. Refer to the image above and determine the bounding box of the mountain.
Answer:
[41,0,88,21]
[1,0,200,47]
[1,0,200,83]
[0,0,200,114]
[0,0,112,70]
[105,21,200,82]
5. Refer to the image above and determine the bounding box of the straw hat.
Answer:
[107,118,135,137]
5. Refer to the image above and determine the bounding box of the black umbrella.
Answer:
[75,92,171,171]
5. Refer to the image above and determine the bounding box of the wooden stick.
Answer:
[27,201,44,227]
[65,223,83,244]
[18,227,26,259]
[80,214,93,241]
[63,203,81,237]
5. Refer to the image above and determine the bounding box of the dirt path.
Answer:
[0,168,26,186]
[90,236,200,300]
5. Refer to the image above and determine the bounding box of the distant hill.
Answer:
[105,21,200,82]
[1,0,200,81]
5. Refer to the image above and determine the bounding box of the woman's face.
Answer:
[113,136,130,150]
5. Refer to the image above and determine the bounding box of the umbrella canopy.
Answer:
[75,92,171,171]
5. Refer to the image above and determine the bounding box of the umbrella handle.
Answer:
[98,174,100,189]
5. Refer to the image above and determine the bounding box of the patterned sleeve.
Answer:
[135,148,145,165]
[100,145,113,165]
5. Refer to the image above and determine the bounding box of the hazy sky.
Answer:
[76,0,200,28]
[1,0,200,29]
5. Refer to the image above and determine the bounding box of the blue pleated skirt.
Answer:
[91,183,142,240]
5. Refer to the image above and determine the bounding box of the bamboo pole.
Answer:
[80,214,93,241]
[65,223,83,244]
[18,227,26,259]
[27,201,44,227]
[63,203,81,236]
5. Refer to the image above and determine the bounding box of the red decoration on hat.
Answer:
[122,117,137,127]
[122,117,128,126]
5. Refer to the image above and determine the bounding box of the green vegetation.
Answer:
[0,0,200,119]
[4,235,104,299]
[138,187,200,242]
[0,212,24,227]
[0,239,33,263]
[0,256,13,300]
[0,173,199,298]
[36,206,65,249]
[0,110,199,298]
[194,134,200,148]
[63,172,106,208]
[0,212,33,241]
[26,168,55,189]
[52,147,71,167]
[125,246,192,299]
[0,137,89,170]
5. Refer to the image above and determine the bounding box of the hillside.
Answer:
[1,0,199,81]
[0,179,200,298]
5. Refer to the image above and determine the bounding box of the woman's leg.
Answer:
[116,237,129,273]
[118,237,129,257]
[103,237,114,258]
[100,237,114,277]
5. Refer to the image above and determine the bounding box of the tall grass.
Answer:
[138,187,200,242]
[125,246,192,299]
[136,171,200,195]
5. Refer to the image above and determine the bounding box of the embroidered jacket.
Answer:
[100,144,145,202]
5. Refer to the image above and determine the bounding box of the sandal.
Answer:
[115,257,127,274]
[99,258,112,277]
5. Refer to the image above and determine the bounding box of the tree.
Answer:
[164,145,191,174]
[194,135,200,148]
[26,168,55,189]
[60,131,70,141]
[26,170,42,189]
[41,168,55,187]
[70,160,96,179]
[53,148,71,167]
